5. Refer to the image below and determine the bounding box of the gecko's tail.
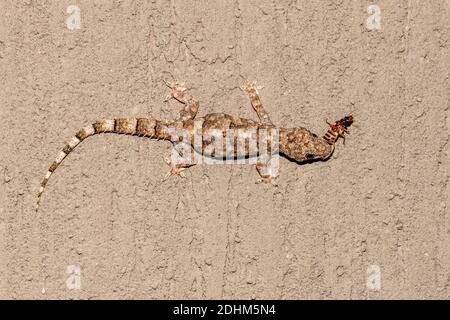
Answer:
[36,117,162,212]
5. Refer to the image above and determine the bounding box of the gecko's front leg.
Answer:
[241,82,273,125]
[164,80,200,121]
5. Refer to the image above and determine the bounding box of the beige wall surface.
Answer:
[0,0,448,299]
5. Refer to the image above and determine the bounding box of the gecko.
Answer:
[36,81,353,212]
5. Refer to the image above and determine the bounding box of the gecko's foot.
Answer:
[256,176,278,186]
[162,168,186,181]
[163,80,187,102]
[162,157,188,181]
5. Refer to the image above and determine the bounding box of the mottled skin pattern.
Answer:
[36,81,353,211]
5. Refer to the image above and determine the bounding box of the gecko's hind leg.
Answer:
[241,82,273,125]
[164,80,200,121]
[255,155,279,185]
[162,142,197,181]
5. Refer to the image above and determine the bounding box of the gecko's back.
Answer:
[196,113,276,159]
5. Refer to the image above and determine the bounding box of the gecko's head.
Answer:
[324,114,353,145]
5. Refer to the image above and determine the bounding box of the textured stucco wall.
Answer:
[0,0,449,299]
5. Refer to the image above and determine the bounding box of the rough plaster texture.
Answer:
[0,0,449,299]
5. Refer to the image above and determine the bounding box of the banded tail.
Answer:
[36,117,174,212]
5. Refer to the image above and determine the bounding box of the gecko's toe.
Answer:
[162,171,172,182]
[162,79,174,88]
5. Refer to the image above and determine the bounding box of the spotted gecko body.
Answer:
[36,82,353,211]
